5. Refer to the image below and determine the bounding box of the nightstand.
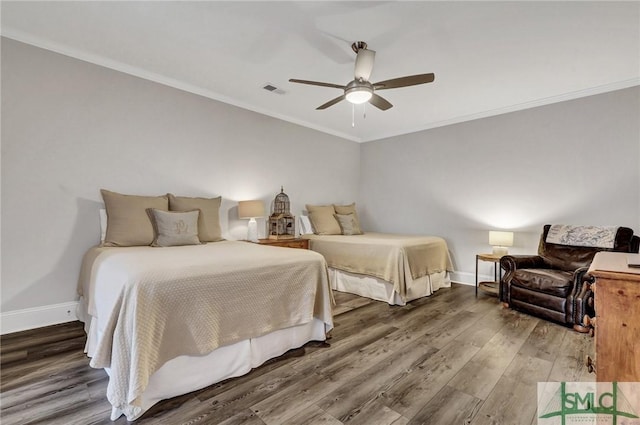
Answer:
[475,253,503,297]
[254,238,309,250]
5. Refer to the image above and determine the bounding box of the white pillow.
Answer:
[299,215,314,235]
[99,208,107,243]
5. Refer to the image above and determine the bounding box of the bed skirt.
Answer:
[77,298,327,421]
[328,267,451,305]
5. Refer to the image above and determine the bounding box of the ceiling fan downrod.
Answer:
[351,41,368,53]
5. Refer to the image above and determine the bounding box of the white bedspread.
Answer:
[78,241,333,419]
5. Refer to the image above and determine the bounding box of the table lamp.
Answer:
[238,200,265,242]
[489,230,513,256]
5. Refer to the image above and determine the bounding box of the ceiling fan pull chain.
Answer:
[352,104,355,127]
[363,102,367,120]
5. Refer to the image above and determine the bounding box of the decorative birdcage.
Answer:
[268,186,295,239]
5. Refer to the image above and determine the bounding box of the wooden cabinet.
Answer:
[254,238,309,250]
[589,252,640,382]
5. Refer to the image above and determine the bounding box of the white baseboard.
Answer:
[1,301,79,335]
[449,271,475,286]
[450,271,498,287]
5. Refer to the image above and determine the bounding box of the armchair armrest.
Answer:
[573,270,596,332]
[499,255,548,303]
[500,255,547,272]
[572,266,590,286]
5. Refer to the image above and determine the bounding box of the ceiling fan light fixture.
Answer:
[345,87,372,104]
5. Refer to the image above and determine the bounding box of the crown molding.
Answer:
[3,31,637,144]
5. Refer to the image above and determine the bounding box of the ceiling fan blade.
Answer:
[368,93,393,111]
[317,94,346,110]
[289,79,345,89]
[373,73,435,90]
[354,49,375,81]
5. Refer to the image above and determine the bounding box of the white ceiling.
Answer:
[2,1,639,142]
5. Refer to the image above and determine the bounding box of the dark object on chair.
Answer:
[500,225,639,330]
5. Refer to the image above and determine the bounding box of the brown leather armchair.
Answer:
[499,224,639,329]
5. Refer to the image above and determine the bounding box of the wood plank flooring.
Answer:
[0,284,595,424]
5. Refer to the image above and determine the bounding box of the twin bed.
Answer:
[303,233,452,305]
[78,193,452,421]
[301,203,453,306]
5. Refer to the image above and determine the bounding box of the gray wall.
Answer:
[1,38,360,312]
[359,87,640,283]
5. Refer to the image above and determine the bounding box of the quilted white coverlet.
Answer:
[78,241,333,419]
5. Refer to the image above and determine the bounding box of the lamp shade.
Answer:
[489,231,514,247]
[238,200,265,219]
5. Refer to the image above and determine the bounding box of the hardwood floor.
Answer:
[0,284,594,425]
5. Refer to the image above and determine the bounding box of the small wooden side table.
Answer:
[254,238,309,250]
[475,253,503,297]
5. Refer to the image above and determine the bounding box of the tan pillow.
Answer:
[334,213,362,236]
[305,204,341,235]
[101,189,169,246]
[333,203,363,234]
[148,209,201,247]
[168,194,223,242]
[334,214,360,235]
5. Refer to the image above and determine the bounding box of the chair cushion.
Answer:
[512,269,573,298]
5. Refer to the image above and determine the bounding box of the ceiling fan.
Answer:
[289,41,435,111]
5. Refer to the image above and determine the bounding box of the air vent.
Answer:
[262,83,285,95]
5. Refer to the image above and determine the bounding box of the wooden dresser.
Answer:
[588,252,640,382]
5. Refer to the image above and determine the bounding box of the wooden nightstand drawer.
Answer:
[255,238,309,250]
